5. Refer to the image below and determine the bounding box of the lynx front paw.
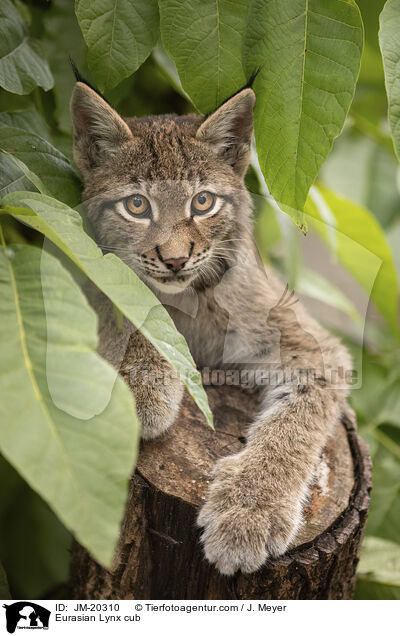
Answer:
[123,363,184,440]
[136,383,183,440]
[197,455,303,575]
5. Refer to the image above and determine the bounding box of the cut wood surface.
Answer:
[70,385,372,600]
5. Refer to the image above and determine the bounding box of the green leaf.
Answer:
[355,578,400,600]
[0,110,51,140]
[14,0,31,27]
[320,131,400,229]
[356,0,386,91]
[379,0,400,160]
[0,243,139,566]
[305,184,398,333]
[0,127,80,207]
[0,0,53,95]
[373,380,400,427]
[296,266,361,323]
[387,220,400,286]
[350,110,395,157]
[152,42,189,100]
[350,355,389,424]
[243,0,363,227]
[0,456,71,599]
[75,0,159,92]
[253,199,281,259]
[43,0,87,134]
[0,113,56,198]
[0,560,11,600]
[0,153,31,198]
[280,214,301,289]
[1,151,49,196]
[365,450,400,544]
[357,536,400,590]
[1,192,213,427]
[159,0,249,112]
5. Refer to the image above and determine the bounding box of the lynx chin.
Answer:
[70,78,353,576]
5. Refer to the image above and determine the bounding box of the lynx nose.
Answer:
[163,256,189,273]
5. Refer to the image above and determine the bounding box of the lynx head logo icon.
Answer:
[3,602,50,633]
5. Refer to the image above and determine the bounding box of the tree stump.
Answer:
[70,385,372,600]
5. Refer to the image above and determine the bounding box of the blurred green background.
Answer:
[0,0,399,599]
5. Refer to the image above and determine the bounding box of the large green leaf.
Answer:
[0,113,52,198]
[1,151,48,197]
[0,110,51,140]
[0,110,74,163]
[0,153,31,198]
[0,456,71,599]
[75,0,159,92]
[43,0,87,134]
[0,243,139,566]
[243,0,363,228]
[0,0,53,95]
[0,192,213,427]
[379,0,400,160]
[159,0,249,112]
[305,184,398,333]
[0,127,80,207]
[356,536,400,600]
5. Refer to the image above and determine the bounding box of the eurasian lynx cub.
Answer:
[70,79,352,575]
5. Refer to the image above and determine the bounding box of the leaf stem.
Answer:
[0,223,7,248]
[33,88,45,120]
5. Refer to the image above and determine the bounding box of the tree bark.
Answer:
[70,385,372,600]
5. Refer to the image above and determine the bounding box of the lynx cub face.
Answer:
[70,83,255,294]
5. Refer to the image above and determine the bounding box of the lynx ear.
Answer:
[70,82,134,177]
[196,88,255,177]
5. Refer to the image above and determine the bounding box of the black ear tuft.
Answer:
[205,68,260,117]
[69,57,110,104]
[196,88,255,177]
[69,57,84,83]
[227,68,260,99]
[245,67,261,89]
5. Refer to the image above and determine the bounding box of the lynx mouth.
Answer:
[145,272,194,294]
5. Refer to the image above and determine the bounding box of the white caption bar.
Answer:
[1,599,398,636]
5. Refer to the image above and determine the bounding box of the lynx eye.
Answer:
[124,194,151,218]
[191,191,215,215]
